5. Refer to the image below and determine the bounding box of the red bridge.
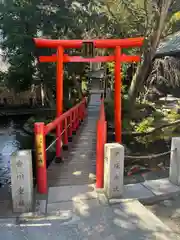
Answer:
[33,37,144,194]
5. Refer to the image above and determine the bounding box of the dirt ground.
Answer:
[146,194,180,234]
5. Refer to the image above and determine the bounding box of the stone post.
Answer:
[104,143,124,199]
[169,137,180,185]
[10,150,33,213]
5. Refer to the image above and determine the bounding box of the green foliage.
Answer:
[167,109,180,121]
[0,0,113,93]
[81,80,88,92]
[122,118,132,131]
[122,95,131,112]
[1,0,180,119]
[151,110,164,120]
[101,0,180,39]
[104,98,114,122]
[134,117,154,133]
[105,96,132,127]
[63,99,74,111]
[106,62,114,74]
[0,71,6,85]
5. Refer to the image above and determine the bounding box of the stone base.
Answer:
[109,178,180,205]
[63,145,68,151]
[55,157,63,163]
[68,136,73,142]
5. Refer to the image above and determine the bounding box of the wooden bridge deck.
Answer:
[47,94,101,187]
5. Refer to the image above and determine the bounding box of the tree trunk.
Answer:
[44,84,55,108]
[72,74,83,99]
[40,82,45,106]
[128,0,174,106]
[128,52,152,103]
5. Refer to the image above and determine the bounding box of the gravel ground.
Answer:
[146,194,180,234]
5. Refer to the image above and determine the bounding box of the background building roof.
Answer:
[156,31,180,57]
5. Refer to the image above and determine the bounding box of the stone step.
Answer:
[68,150,96,155]
[117,200,180,239]
[48,184,97,203]
[47,198,99,215]
[38,185,179,240]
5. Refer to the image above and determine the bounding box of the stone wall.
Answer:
[0,85,42,106]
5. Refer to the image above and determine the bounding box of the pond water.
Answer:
[0,115,57,189]
[0,116,30,188]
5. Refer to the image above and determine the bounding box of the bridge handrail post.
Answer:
[34,122,47,194]
[76,107,79,129]
[96,120,103,188]
[81,102,84,120]
[73,111,76,132]
[80,103,83,121]
[56,123,62,159]
[64,118,68,146]
[69,113,73,137]
[81,98,86,119]
[74,108,77,130]
[96,99,107,189]
[85,98,88,117]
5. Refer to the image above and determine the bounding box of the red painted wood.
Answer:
[96,99,107,189]
[56,46,64,158]
[33,37,144,49]
[34,122,47,194]
[114,46,122,143]
[39,54,140,63]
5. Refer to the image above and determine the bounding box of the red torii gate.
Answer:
[33,37,144,146]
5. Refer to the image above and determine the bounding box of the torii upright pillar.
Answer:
[114,46,122,143]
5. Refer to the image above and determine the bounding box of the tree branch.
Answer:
[122,119,180,137]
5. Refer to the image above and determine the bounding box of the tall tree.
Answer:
[101,0,180,107]
[128,0,179,105]
[0,0,112,101]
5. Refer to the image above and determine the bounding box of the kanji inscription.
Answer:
[114,174,119,180]
[17,173,24,180]
[16,160,23,168]
[18,199,24,206]
[10,150,33,213]
[17,186,24,195]
[36,134,44,167]
[113,186,120,192]
[114,163,120,169]
[103,143,124,199]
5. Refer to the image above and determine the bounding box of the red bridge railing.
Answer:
[34,98,87,194]
[96,98,107,188]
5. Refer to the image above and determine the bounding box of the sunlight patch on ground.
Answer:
[20,223,52,227]
[73,171,82,176]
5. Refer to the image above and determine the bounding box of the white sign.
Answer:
[10,150,33,213]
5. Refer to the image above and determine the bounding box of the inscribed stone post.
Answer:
[169,137,180,185]
[10,150,33,213]
[104,143,124,199]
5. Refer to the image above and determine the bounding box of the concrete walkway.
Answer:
[1,196,180,239]
[29,177,180,239]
